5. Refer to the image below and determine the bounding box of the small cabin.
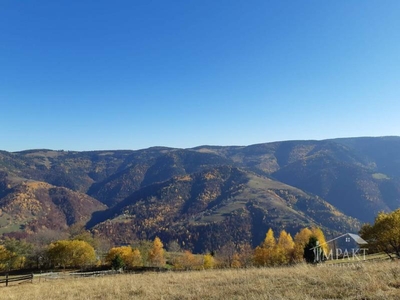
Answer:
[324,233,368,260]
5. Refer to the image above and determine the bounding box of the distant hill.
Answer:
[1,136,400,250]
[0,180,106,238]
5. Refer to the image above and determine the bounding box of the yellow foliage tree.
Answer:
[253,246,268,266]
[263,228,276,249]
[48,240,96,268]
[254,228,276,266]
[175,250,201,270]
[106,246,143,268]
[311,227,329,255]
[293,228,313,262]
[231,253,241,268]
[275,230,295,265]
[148,237,166,267]
[254,229,298,266]
[132,248,143,266]
[203,253,215,269]
[360,209,400,258]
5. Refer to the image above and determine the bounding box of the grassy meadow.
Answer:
[1,261,400,299]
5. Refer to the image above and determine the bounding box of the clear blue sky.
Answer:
[1,1,399,151]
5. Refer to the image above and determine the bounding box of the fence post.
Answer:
[5,273,8,287]
[31,273,34,283]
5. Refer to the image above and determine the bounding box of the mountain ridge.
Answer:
[1,136,399,250]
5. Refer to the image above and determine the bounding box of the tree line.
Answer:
[0,226,328,271]
[1,208,400,272]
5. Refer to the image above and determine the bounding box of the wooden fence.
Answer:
[0,273,33,287]
[69,270,118,277]
[0,267,169,286]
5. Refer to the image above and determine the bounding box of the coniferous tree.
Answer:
[304,236,320,264]
[111,254,125,270]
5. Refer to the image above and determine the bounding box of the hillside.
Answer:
[1,136,400,249]
[88,166,359,252]
[0,180,106,238]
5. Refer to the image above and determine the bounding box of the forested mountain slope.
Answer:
[1,137,399,249]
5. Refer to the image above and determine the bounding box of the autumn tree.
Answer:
[68,222,105,251]
[293,228,313,262]
[48,240,96,269]
[262,228,276,249]
[174,250,201,270]
[254,228,276,266]
[203,253,215,269]
[311,227,329,256]
[1,238,33,270]
[148,237,166,267]
[131,248,143,267]
[254,229,300,266]
[360,209,400,259]
[274,230,295,265]
[231,253,241,268]
[132,240,153,265]
[106,246,143,268]
[0,245,16,271]
[26,229,67,269]
[67,224,113,265]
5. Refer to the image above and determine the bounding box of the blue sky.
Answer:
[1,1,399,151]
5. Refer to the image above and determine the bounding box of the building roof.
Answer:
[347,233,368,245]
[311,233,368,250]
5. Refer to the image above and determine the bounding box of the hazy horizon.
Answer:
[4,135,399,153]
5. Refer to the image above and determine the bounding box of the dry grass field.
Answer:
[1,261,400,299]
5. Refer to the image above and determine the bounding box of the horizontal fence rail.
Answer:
[0,273,33,287]
[69,270,118,277]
